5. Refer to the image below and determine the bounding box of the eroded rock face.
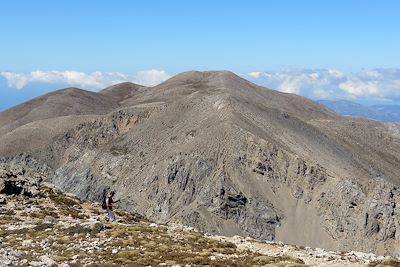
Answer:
[42,126,400,256]
[316,178,400,255]
[0,155,51,197]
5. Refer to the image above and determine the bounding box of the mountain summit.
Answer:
[0,71,399,256]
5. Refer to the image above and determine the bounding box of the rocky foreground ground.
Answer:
[1,170,400,266]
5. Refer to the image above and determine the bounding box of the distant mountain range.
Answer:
[318,100,400,122]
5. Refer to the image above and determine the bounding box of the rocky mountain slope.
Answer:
[0,87,120,136]
[0,71,399,257]
[1,162,399,267]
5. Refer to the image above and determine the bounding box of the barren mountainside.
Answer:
[0,71,399,257]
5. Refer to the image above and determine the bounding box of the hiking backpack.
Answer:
[101,197,107,209]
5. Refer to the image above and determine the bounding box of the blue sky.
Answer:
[1,0,400,111]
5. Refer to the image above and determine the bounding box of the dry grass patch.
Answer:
[53,255,69,262]
[252,254,308,266]
[0,215,19,225]
[33,222,54,231]
[45,188,81,207]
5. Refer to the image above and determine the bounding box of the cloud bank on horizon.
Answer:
[245,68,400,104]
[1,68,400,105]
[0,70,171,90]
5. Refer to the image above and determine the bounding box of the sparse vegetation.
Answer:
[0,177,394,267]
[1,185,312,267]
[110,145,129,156]
[47,188,81,207]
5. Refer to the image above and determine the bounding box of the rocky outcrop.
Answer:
[0,154,52,197]
[316,178,400,255]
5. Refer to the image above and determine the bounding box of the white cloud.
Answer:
[248,72,262,79]
[327,69,345,79]
[133,70,171,86]
[245,69,338,96]
[278,79,303,94]
[313,88,332,99]
[244,68,400,101]
[336,69,400,99]
[1,72,30,90]
[338,80,380,97]
[0,70,172,90]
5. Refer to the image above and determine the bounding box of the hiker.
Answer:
[104,191,120,222]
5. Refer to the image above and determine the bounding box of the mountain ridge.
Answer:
[0,71,399,257]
